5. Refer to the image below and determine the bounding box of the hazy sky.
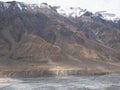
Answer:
[1,0,120,17]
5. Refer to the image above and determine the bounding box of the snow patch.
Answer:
[29,4,38,9]
[17,3,22,10]
[57,7,86,17]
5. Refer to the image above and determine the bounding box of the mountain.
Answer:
[0,1,120,77]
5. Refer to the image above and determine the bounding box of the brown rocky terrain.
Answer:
[0,1,120,77]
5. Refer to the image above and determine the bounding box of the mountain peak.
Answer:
[40,2,50,8]
[0,1,120,22]
[94,11,120,22]
[0,1,40,11]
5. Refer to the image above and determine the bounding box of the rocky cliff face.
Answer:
[0,1,120,77]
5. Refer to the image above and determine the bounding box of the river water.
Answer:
[0,74,120,90]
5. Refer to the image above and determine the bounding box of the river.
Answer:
[0,74,120,90]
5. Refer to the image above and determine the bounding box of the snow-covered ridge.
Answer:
[40,3,50,9]
[94,11,120,22]
[57,7,120,22]
[40,3,120,22]
[0,1,120,22]
[57,7,87,17]
[0,1,23,9]
[0,1,39,11]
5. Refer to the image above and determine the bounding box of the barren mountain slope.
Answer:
[0,1,120,77]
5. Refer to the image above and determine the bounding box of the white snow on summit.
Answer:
[40,3,50,9]
[94,11,120,22]
[0,1,120,22]
[57,7,87,17]
[57,7,120,22]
